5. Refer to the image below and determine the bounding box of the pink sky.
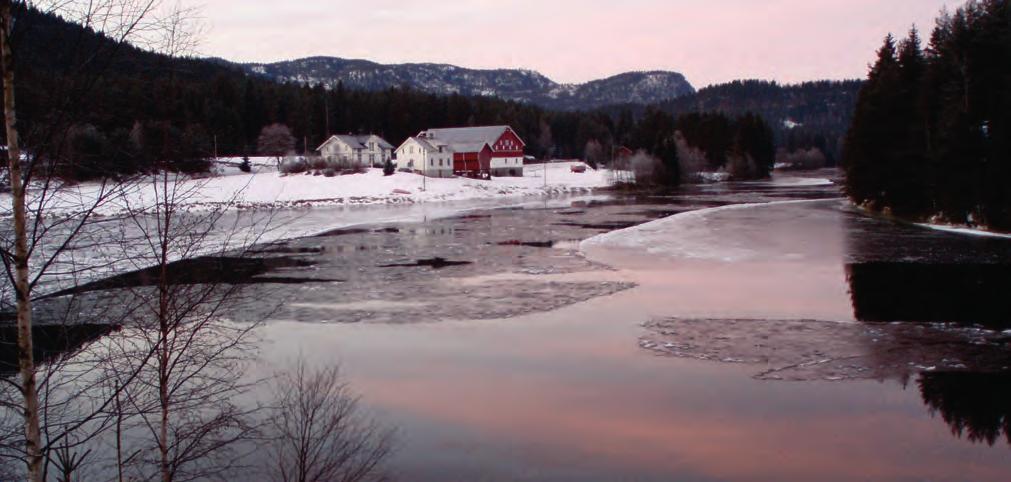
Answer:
[199,0,965,87]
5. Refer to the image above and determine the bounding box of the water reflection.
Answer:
[845,262,1011,327]
[919,371,1011,447]
[843,212,1011,449]
[0,323,117,375]
[844,208,1011,327]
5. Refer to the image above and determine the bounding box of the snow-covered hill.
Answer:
[235,57,695,111]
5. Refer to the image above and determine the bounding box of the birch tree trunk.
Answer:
[0,1,43,480]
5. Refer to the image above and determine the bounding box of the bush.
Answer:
[341,166,367,176]
[279,156,308,175]
[308,156,328,171]
[383,159,396,176]
[630,152,665,186]
[323,168,336,177]
[776,147,827,170]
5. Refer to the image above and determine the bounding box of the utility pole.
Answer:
[544,147,551,188]
[213,134,218,160]
[324,86,330,137]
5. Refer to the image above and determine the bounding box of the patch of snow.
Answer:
[694,171,731,183]
[915,222,1011,239]
[763,176,834,187]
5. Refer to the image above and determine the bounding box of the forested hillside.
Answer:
[637,79,862,164]
[9,5,784,183]
[843,0,1010,230]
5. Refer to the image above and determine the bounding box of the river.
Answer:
[233,173,1010,481]
[11,172,1011,481]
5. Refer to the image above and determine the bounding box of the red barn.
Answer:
[615,146,634,161]
[417,126,526,178]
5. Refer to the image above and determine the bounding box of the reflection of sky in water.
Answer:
[260,307,1010,481]
[252,184,1011,481]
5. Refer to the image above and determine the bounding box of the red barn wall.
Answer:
[491,129,526,158]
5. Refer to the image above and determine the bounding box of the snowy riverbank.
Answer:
[6,161,610,218]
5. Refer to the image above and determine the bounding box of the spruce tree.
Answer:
[844,34,901,209]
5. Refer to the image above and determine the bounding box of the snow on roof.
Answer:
[447,142,489,153]
[396,136,439,152]
[421,125,524,147]
[413,137,440,152]
[317,134,394,152]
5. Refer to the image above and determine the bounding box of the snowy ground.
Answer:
[7,160,610,218]
[915,222,1011,239]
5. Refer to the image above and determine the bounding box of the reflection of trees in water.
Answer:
[0,324,117,376]
[843,212,1011,328]
[845,263,1011,328]
[843,215,1011,448]
[919,372,1011,447]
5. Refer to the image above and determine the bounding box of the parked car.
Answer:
[570,164,587,173]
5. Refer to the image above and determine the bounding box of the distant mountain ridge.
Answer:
[232,56,696,111]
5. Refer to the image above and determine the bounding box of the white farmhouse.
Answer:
[394,137,454,178]
[316,134,394,167]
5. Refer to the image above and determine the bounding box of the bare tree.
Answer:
[0,2,44,479]
[629,151,664,186]
[675,131,709,183]
[776,147,827,171]
[258,124,296,168]
[90,164,274,482]
[0,2,232,481]
[90,5,271,480]
[267,359,393,482]
[537,118,553,161]
[583,139,605,168]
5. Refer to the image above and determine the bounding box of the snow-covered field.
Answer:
[7,160,609,218]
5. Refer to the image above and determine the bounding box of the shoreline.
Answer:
[846,201,1011,239]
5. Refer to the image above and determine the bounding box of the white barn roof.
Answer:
[420,126,524,148]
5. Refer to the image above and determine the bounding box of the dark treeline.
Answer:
[606,79,863,165]
[843,0,1011,230]
[625,108,776,183]
[11,5,777,183]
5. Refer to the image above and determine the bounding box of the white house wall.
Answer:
[395,139,453,178]
[490,157,523,169]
